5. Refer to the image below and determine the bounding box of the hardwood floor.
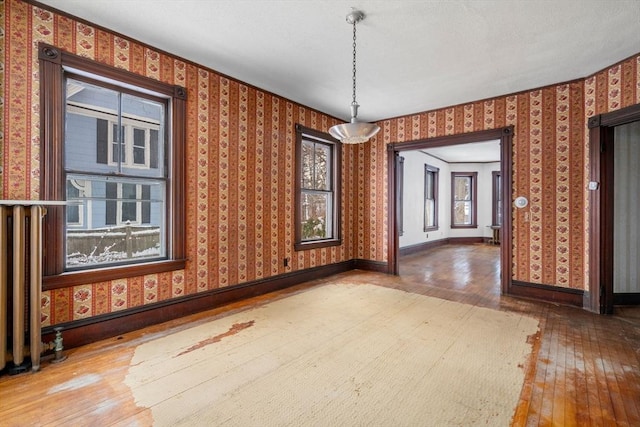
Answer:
[393,244,640,426]
[1,243,639,426]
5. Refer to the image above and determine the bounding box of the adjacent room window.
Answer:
[424,164,439,231]
[451,172,478,228]
[492,171,502,226]
[295,124,341,250]
[39,43,186,287]
[397,156,405,236]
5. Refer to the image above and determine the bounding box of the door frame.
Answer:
[386,126,514,295]
[588,103,640,314]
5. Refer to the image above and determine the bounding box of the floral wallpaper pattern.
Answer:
[366,57,639,290]
[1,0,639,327]
[1,0,351,326]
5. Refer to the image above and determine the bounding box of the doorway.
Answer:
[386,127,514,295]
[589,104,640,313]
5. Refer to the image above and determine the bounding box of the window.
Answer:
[295,124,341,250]
[107,121,159,168]
[104,182,152,226]
[66,179,88,227]
[63,77,166,269]
[451,172,478,228]
[39,43,186,288]
[492,171,502,226]
[424,164,439,231]
[397,156,404,236]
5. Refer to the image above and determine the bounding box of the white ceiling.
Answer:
[38,0,640,124]
[421,140,501,163]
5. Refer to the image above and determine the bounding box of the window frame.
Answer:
[39,43,186,290]
[294,124,342,251]
[492,171,502,226]
[423,164,439,232]
[450,171,478,229]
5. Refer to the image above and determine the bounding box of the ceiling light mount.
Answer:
[346,9,365,25]
[329,9,380,144]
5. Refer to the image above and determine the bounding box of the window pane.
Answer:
[122,93,164,176]
[301,140,331,191]
[112,124,125,164]
[133,128,146,165]
[493,172,502,226]
[121,183,137,222]
[314,143,330,191]
[425,199,435,227]
[122,93,164,123]
[65,175,165,269]
[106,182,117,225]
[425,172,434,199]
[141,185,151,224]
[301,140,314,189]
[65,79,119,173]
[454,200,472,225]
[301,191,331,240]
[66,180,82,224]
[150,129,159,169]
[454,176,471,201]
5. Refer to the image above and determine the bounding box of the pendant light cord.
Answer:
[352,18,357,106]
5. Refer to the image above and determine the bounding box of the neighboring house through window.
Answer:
[424,164,439,231]
[63,78,166,268]
[39,43,186,288]
[451,172,478,228]
[295,124,341,250]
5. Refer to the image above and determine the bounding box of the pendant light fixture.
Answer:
[328,9,380,144]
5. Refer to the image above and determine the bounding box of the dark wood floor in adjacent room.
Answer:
[1,244,639,426]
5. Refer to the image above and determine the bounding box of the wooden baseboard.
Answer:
[399,237,490,256]
[399,239,448,256]
[353,258,389,273]
[510,280,584,307]
[613,292,640,305]
[42,260,355,349]
[448,236,485,245]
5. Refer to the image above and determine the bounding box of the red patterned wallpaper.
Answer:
[1,1,640,326]
[0,0,353,326]
[363,56,639,290]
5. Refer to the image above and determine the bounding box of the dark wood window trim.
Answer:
[492,171,501,226]
[451,171,478,229]
[38,43,186,290]
[294,124,342,251]
[423,164,439,232]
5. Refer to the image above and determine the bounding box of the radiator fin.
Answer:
[1,204,44,373]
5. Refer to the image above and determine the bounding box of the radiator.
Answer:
[0,203,45,374]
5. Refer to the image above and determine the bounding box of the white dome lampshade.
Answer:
[329,102,380,144]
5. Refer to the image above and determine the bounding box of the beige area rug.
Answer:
[124,283,539,426]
